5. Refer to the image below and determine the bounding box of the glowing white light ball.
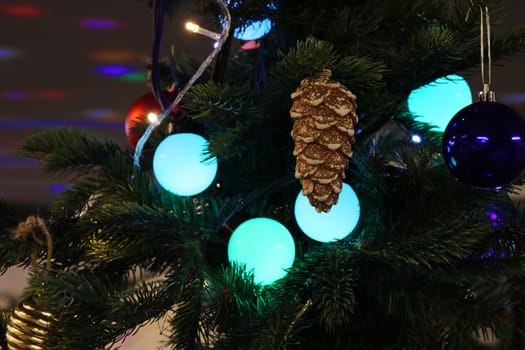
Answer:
[294,183,360,242]
[153,133,217,196]
[407,74,472,132]
[228,217,295,285]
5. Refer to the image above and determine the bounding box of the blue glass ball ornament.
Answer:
[228,217,296,285]
[442,101,525,189]
[408,75,472,132]
[152,133,218,196]
[294,183,360,242]
[233,18,272,41]
[222,1,275,41]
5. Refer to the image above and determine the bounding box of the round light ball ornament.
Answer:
[442,101,525,189]
[153,133,218,196]
[227,217,295,285]
[294,182,360,242]
[408,74,472,132]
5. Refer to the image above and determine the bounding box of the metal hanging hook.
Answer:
[479,6,495,101]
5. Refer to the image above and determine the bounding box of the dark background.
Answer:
[1,0,524,213]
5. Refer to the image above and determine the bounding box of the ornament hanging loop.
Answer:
[478,6,495,102]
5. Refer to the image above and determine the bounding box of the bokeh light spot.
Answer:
[0,47,20,60]
[83,108,122,120]
[89,49,138,62]
[49,183,69,194]
[95,64,137,77]
[35,89,68,100]
[0,4,46,17]
[79,17,121,30]
[120,72,148,82]
[2,91,28,101]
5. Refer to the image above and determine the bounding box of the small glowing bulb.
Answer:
[147,112,159,124]
[185,22,199,32]
[184,21,221,41]
[411,134,422,143]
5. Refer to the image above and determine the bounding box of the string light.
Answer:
[411,134,422,143]
[147,112,159,124]
[185,21,221,41]
[133,0,231,170]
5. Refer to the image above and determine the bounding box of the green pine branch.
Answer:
[20,128,125,176]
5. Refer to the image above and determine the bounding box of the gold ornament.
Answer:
[6,298,57,350]
[290,69,358,212]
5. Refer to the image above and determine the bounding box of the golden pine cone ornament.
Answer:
[6,298,57,350]
[290,69,358,212]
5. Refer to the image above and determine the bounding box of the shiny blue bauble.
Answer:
[233,19,272,41]
[442,101,525,189]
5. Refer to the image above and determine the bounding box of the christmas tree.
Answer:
[2,0,525,349]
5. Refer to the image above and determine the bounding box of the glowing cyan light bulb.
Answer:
[228,217,295,285]
[153,133,218,196]
[294,183,360,243]
[408,74,472,132]
[185,21,221,41]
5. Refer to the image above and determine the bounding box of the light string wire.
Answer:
[480,6,493,100]
[133,0,232,170]
[151,0,169,110]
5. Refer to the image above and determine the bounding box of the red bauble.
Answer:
[124,92,180,148]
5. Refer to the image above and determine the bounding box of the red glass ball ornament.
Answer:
[124,92,180,148]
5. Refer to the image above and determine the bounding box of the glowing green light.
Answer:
[408,74,472,132]
[228,217,295,285]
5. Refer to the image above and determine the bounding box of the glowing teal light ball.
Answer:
[152,133,217,196]
[407,74,472,132]
[294,183,360,243]
[228,217,295,285]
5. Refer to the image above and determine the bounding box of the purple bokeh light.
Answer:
[0,47,19,60]
[2,91,28,101]
[95,64,137,77]
[79,18,121,30]
[49,183,69,193]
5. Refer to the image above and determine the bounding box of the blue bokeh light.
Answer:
[153,133,217,196]
[408,74,472,132]
[228,217,295,285]
[95,64,137,77]
[0,47,19,60]
[294,183,360,242]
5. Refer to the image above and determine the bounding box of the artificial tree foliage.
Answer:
[1,0,525,349]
